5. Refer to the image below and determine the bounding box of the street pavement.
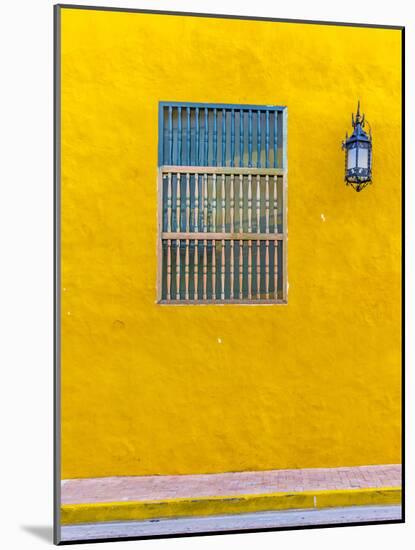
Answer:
[60,504,402,542]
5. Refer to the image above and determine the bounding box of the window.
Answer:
[157,102,287,304]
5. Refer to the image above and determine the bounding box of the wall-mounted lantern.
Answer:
[342,101,372,192]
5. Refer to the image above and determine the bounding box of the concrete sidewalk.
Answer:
[61,464,402,525]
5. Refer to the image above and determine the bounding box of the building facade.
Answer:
[60,8,402,478]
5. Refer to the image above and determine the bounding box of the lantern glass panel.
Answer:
[357,146,369,169]
[347,146,357,169]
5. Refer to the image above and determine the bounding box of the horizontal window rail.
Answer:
[161,166,286,175]
[162,232,283,240]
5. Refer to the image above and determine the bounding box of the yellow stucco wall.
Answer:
[60,7,402,479]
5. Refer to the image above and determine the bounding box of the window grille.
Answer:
[157,102,287,304]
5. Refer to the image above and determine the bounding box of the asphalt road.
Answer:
[60,505,402,542]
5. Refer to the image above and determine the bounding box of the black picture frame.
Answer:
[53,4,405,545]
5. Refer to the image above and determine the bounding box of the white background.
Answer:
[0,0,412,548]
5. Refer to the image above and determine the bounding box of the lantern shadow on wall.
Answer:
[342,101,372,192]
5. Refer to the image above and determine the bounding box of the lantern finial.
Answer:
[354,100,363,127]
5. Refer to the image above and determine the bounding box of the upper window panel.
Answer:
[159,102,286,169]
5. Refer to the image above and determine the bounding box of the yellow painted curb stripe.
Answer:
[61,487,401,525]
[315,487,401,509]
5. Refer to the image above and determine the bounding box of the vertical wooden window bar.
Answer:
[157,102,287,304]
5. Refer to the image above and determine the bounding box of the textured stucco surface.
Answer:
[60,8,402,478]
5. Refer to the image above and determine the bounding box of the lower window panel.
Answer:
[160,239,283,303]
